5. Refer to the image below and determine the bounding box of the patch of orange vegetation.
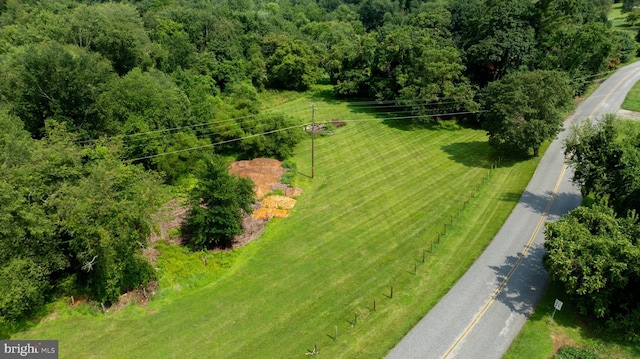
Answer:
[252,207,291,220]
[229,158,285,198]
[229,158,303,221]
[260,195,297,209]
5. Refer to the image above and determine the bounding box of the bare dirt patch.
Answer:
[229,158,303,221]
[109,281,159,312]
[551,331,578,355]
[229,158,286,198]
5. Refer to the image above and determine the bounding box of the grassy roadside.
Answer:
[505,70,640,358]
[621,79,640,112]
[11,87,543,358]
[504,283,639,359]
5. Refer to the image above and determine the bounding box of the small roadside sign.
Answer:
[554,299,563,311]
[550,298,563,323]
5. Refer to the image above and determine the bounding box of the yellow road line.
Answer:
[441,164,567,359]
[441,66,640,359]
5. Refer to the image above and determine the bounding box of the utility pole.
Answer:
[311,103,316,178]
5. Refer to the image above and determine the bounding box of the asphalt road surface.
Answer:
[386,62,640,359]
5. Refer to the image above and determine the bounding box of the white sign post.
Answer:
[550,299,563,322]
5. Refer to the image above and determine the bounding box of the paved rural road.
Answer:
[386,62,640,359]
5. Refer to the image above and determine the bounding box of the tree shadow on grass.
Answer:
[440,141,492,168]
[308,87,342,105]
[342,100,477,132]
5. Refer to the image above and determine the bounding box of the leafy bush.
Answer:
[0,259,50,321]
[553,345,602,359]
[281,159,297,186]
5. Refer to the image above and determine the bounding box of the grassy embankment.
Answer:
[14,86,542,358]
[622,79,640,112]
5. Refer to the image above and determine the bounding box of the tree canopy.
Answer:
[481,70,572,156]
[0,114,161,322]
[183,155,255,249]
[544,117,640,339]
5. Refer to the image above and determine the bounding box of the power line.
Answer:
[126,109,486,162]
[126,123,310,162]
[75,96,478,145]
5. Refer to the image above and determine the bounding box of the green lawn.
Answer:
[14,88,542,358]
[504,283,640,359]
[621,79,640,112]
[610,2,639,35]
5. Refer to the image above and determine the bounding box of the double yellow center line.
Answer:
[441,64,640,358]
[441,164,567,359]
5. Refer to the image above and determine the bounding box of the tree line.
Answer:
[545,116,640,340]
[0,0,634,327]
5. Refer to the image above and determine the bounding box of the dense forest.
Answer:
[0,0,635,332]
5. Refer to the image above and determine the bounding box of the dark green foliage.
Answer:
[553,345,603,359]
[547,118,640,340]
[358,0,396,30]
[613,31,637,64]
[450,0,537,85]
[238,113,305,159]
[544,203,640,339]
[565,116,640,215]
[450,0,616,91]
[51,145,161,302]
[263,33,321,91]
[66,3,151,75]
[0,115,162,318]
[623,0,640,13]
[96,67,205,180]
[2,42,115,137]
[183,155,255,249]
[0,259,49,321]
[482,70,572,156]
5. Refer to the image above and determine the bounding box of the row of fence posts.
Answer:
[306,157,503,356]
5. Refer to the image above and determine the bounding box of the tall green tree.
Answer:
[0,116,162,318]
[481,70,572,157]
[369,22,476,118]
[544,203,640,334]
[449,0,537,85]
[263,33,321,91]
[565,116,640,215]
[96,67,207,181]
[51,141,160,302]
[66,3,151,75]
[2,42,115,137]
[537,22,613,94]
[183,155,255,249]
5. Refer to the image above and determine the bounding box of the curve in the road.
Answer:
[386,62,640,359]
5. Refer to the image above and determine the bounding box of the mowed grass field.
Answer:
[14,88,542,358]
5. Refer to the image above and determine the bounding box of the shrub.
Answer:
[553,345,602,359]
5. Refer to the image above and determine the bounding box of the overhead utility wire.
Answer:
[127,123,309,162]
[76,96,476,145]
[129,109,487,162]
